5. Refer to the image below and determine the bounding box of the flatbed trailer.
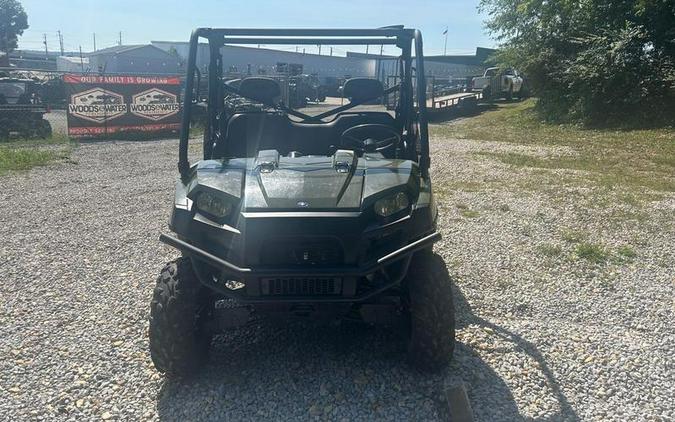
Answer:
[427,91,481,113]
[386,74,482,115]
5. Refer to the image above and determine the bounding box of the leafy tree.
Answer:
[0,0,28,53]
[480,0,675,125]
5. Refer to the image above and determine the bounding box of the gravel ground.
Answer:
[1,133,673,421]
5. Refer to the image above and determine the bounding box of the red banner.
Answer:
[64,74,182,137]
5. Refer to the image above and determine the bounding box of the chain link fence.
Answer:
[0,68,68,140]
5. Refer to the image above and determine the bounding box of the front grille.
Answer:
[260,238,343,266]
[261,277,342,296]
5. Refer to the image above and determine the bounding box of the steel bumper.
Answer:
[158,231,441,303]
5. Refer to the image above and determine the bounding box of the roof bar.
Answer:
[222,38,400,45]
[211,28,412,37]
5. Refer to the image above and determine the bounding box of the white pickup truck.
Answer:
[471,67,524,100]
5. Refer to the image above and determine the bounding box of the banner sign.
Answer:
[64,74,182,136]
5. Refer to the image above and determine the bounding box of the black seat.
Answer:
[216,112,290,158]
[238,77,281,103]
[342,78,384,103]
[213,111,397,158]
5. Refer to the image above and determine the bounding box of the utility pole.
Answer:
[43,33,48,59]
[318,45,321,55]
[330,47,333,56]
[93,33,96,51]
[380,44,384,56]
[366,45,369,54]
[79,46,84,72]
[118,31,122,46]
[443,27,448,56]
[57,30,64,55]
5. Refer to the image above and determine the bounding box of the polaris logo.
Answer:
[69,88,126,123]
[130,88,180,121]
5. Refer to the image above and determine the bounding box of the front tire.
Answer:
[402,250,456,372]
[37,119,52,138]
[506,85,513,101]
[149,257,213,378]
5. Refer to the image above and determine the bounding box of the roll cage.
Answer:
[178,27,430,179]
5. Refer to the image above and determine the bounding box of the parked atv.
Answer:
[0,77,52,140]
[150,27,455,378]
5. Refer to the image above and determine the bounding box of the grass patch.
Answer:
[436,99,675,196]
[537,244,563,257]
[461,209,480,218]
[617,245,637,259]
[0,136,73,175]
[575,242,609,264]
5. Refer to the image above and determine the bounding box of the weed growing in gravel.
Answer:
[0,147,68,174]
[575,242,609,264]
[537,244,563,257]
[0,135,73,175]
[617,245,637,259]
[461,209,480,218]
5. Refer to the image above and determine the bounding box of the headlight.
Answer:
[195,191,233,219]
[374,192,409,217]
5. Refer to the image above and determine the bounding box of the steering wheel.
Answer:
[340,124,401,153]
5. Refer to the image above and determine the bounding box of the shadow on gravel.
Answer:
[453,285,579,421]
[156,321,458,420]
[153,277,574,421]
[153,288,509,420]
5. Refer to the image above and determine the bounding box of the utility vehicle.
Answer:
[150,27,455,377]
[0,77,52,139]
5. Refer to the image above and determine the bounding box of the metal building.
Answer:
[152,41,374,79]
[56,56,90,73]
[85,45,181,75]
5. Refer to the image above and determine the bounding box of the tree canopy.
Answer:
[0,0,28,53]
[480,0,675,125]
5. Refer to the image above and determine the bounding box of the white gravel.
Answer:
[0,134,673,421]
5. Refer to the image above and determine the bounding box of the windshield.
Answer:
[178,28,430,177]
[217,52,401,122]
[0,82,26,104]
[222,83,393,123]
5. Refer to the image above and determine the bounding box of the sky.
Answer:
[17,0,495,56]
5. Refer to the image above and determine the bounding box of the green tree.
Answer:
[0,0,28,53]
[480,0,675,125]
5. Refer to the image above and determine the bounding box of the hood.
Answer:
[245,151,363,210]
[188,150,418,212]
